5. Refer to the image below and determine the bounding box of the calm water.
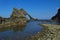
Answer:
[0,21,60,40]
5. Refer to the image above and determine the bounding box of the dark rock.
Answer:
[0,17,6,24]
[51,8,60,20]
[0,17,2,24]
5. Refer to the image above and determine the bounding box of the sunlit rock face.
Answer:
[10,8,27,25]
[0,8,35,27]
[0,8,28,27]
[51,8,60,20]
[10,8,27,18]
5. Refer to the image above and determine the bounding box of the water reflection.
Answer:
[0,21,43,40]
[12,25,26,32]
[0,25,26,32]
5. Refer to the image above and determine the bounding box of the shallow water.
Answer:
[0,21,43,40]
[0,21,60,40]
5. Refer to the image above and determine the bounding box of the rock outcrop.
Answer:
[29,24,60,40]
[0,7,37,27]
[39,24,60,40]
[10,8,27,19]
[51,8,60,21]
[0,8,28,27]
[10,8,27,25]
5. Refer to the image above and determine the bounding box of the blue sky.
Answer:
[0,0,60,19]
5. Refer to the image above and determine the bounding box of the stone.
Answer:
[51,8,60,21]
[0,7,36,27]
[0,8,28,27]
[10,8,27,25]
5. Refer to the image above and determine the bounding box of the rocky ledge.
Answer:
[39,24,60,40]
[26,24,60,40]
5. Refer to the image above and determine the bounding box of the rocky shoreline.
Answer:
[29,24,60,40]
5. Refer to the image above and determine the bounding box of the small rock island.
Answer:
[0,8,34,27]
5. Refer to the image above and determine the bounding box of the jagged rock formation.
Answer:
[9,8,27,25]
[0,8,36,27]
[10,8,27,19]
[0,8,28,27]
[51,8,60,20]
[10,8,35,21]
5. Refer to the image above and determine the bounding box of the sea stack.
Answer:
[0,8,28,27]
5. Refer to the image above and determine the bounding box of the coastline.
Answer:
[29,24,60,40]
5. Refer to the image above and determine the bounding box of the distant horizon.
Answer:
[0,0,60,19]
